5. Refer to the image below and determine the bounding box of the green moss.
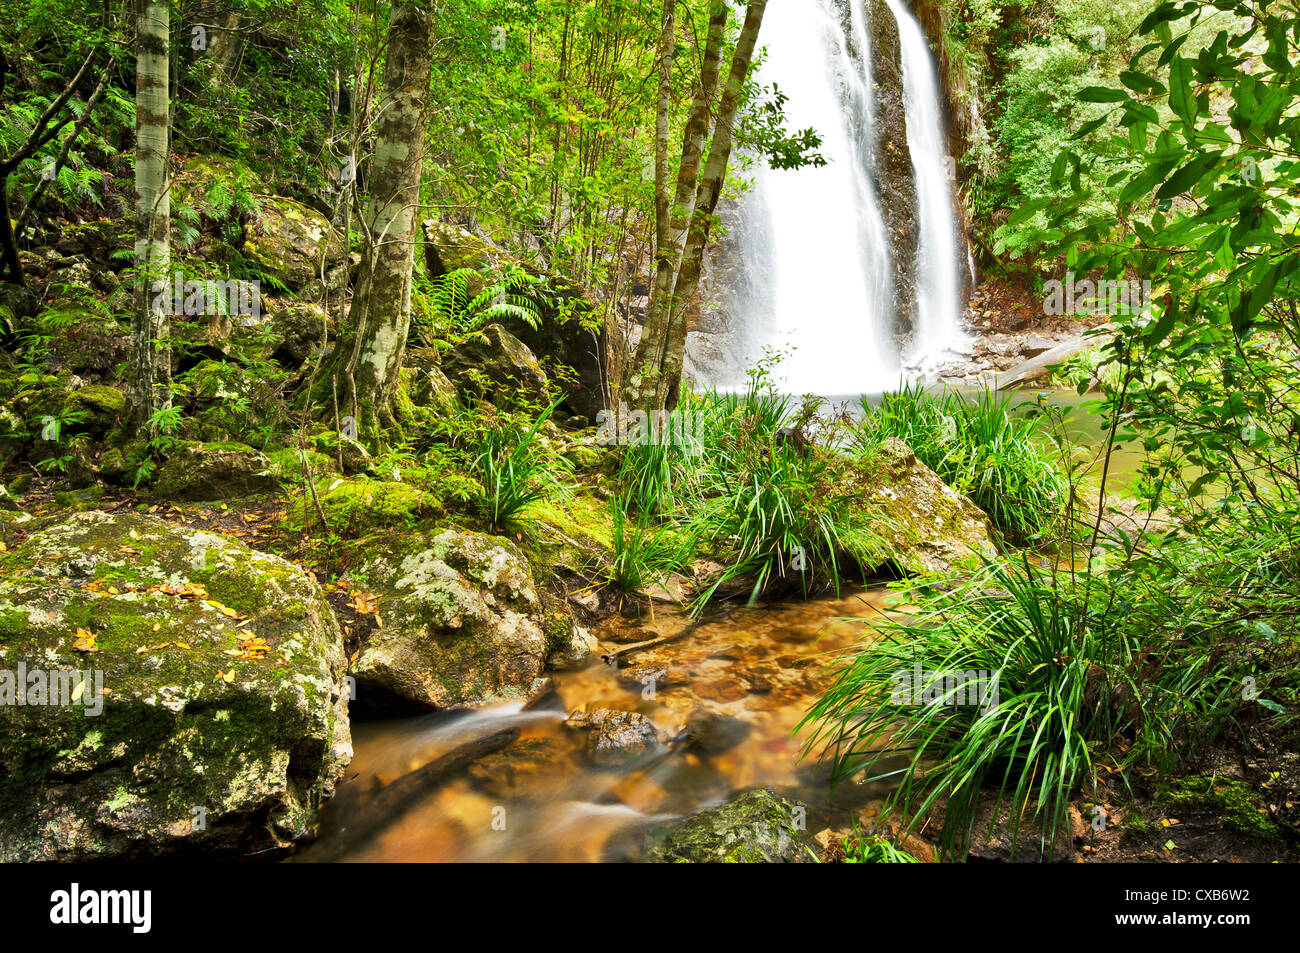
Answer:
[1159,776,1283,842]
[284,477,440,536]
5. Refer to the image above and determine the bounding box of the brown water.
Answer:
[298,588,896,862]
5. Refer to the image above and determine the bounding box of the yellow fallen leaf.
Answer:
[72,628,99,653]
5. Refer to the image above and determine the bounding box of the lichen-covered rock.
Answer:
[566,707,662,767]
[645,789,814,863]
[857,437,998,574]
[441,323,549,403]
[348,529,548,710]
[242,196,346,293]
[0,511,351,861]
[152,441,277,501]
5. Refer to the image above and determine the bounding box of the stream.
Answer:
[299,587,897,862]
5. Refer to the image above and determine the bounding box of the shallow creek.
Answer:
[299,588,897,862]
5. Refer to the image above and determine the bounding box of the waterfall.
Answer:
[704,0,968,396]
[728,0,898,395]
[885,0,968,367]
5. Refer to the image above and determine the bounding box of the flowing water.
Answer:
[719,0,967,397]
[886,0,968,369]
[730,0,898,395]
[300,588,897,862]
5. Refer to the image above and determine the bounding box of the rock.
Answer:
[267,302,327,365]
[0,511,351,861]
[242,196,346,293]
[617,663,671,692]
[868,0,919,346]
[421,220,619,419]
[545,616,599,671]
[284,476,438,535]
[857,437,999,574]
[441,322,549,403]
[152,441,277,500]
[404,348,460,416]
[566,707,663,766]
[348,530,549,711]
[645,789,815,862]
[679,707,752,755]
[996,336,1100,390]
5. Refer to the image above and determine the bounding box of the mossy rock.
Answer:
[347,529,548,711]
[284,477,439,536]
[152,441,277,501]
[242,195,346,293]
[850,438,999,575]
[644,789,816,863]
[0,510,351,860]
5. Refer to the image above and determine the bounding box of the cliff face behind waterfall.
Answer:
[689,0,968,394]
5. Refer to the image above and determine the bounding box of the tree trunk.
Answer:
[334,1,434,442]
[129,0,171,435]
[625,2,728,409]
[657,0,767,409]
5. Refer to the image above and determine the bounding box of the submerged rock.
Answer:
[348,530,549,711]
[0,511,351,861]
[679,707,752,755]
[645,789,815,863]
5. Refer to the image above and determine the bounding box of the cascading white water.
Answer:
[734,0,899,395]
[715,0,969,395]
[885,0,968,366]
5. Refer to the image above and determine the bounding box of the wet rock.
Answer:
[466,736,570,798]
[152,441,277,501]
[645,789,815,863]
[348,530,548,711]
[617,663,671,692]
[870,0,919,346]
[566,707,663,767]
[679,708,752,755]
[0,511,351,861]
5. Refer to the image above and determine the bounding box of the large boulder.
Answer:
[645,789,815,863]
[0,511,351,861]
[348,529,549,711]
[422,221,617,419]
[152,441,277,501]
[242,196,346,293]
[441,322,549,403]
[858,438,999,573]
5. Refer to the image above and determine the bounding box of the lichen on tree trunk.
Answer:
[333,1,434,444]
[129,0,171,436]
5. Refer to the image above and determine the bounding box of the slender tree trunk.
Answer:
[651,0,676,257]
[129,0,171,435]
[631,0,766,410]
[625,2,728,408]
[334,0,434,442]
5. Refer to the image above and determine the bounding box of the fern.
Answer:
[429,262,549,335]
